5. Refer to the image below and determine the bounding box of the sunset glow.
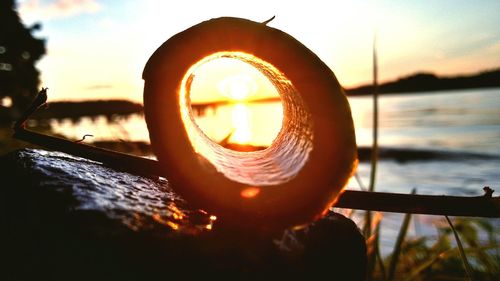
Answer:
[218,74,256,101]
[16,1,500,102]
[187,53,283,147]
[240,187,261,199]
[9,5,500,278]
[218,73,255,144]
[178,52,310,186]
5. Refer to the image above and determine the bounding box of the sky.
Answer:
[17,0,500,102]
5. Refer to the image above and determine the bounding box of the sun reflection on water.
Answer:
[218,72,255,145]
[231,103,251,144]
[187,53,283,148]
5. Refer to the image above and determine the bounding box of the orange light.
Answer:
[219,72,254,145]
[230,103,251,144]
[166,221,179,230]
[240,187,261,199]
[172,212,184,220]
[371,211,383,230]
[152,213,180,230]
[168,203,186,221]
[186,53,283,149]
[209,215,217,221]
[218,74,256,101]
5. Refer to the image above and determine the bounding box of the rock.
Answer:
[0,149,366,280]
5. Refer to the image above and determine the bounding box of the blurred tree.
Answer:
[0,0,45,122]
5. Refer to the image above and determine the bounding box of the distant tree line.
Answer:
[346,68,500,96]
[31,100,144,121]
[0,0,45,123]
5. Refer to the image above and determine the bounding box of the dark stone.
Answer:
[0,149,366,280]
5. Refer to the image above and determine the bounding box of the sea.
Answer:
[50,87,500,255]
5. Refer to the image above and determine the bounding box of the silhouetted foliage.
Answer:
[31,100,144,121]
[0,0,46,121]
[347,68,500,96]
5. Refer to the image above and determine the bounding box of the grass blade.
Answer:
[402,252,444,281]
[388,189,416,281]
[403,244,500,281]
[365,33,379,281]
[445,216,474,281]
[375,222,387,281]
[366,212,383,280]
[368,32,379,195]
[366,33,380,203]
[354,172,367,191]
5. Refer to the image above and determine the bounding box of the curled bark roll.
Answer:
[143,17,357,230]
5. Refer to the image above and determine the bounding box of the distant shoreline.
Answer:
[347,85,500,97]
[90,140,500,162]
[345,68,500,96]
[18,68,499,120]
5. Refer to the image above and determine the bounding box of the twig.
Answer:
[13,128,163,177]
[261,15,276,25]
[75,134,94,143]
[12,89,500,218]
[335,190,499,218]
[13,87,47,129]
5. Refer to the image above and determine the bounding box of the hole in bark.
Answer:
[180,52,313,186]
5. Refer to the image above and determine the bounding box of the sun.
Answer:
[218,74,256,101]
[217,73,255,144]
[187,54,283,148]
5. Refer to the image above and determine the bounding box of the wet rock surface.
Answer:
[0,149,366,280]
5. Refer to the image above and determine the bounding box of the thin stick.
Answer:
[13,87,47,129]
[13,125,500,217]
[335,190,499,218]
[75,134,94,143]
[261,15,276,25]
[13,128,163,177]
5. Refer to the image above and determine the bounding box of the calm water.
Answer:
[349,87,500,254]
[51,87,500,195]
[51,87,500,252]
[352,87,500,155]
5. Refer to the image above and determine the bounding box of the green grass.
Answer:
[364,215,500,281]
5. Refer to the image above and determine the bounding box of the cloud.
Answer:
[19,0,102,21]
[85,84,112,91]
